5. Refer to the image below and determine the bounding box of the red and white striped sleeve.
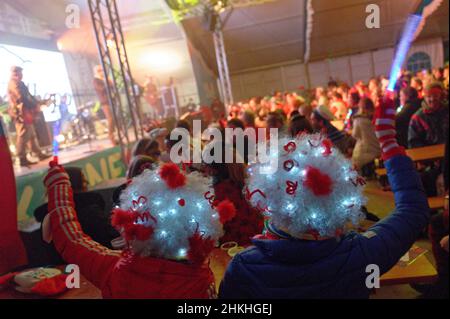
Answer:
[44,165,121,289]
[374,96,406,161]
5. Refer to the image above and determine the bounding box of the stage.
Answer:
[14,137,127,231]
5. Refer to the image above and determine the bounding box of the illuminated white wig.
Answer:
[115,163,235,263]
[245,133,366,238]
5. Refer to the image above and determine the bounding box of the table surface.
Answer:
[405,144,445,162]
[0,271,102,299]
[380,253,438,286]
[376,144,445,176]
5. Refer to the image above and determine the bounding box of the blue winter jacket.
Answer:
[219,155,429,299]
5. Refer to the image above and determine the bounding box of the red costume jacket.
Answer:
[45,166,216,299]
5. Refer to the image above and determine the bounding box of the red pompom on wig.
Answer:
[111,209,138,228]
[159,163,186,189]
[216,200,237,224]
[303,166,333,196]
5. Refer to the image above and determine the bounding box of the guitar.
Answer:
[21,98,52,124]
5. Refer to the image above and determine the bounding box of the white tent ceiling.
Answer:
[309,0,449,61]
[183,0,448,75]
[3,0,449,79]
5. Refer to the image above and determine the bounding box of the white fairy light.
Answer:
[159,230,168,238]
[286,203,295,210]
[177,248,187,258]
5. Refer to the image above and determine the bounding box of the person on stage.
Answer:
[7,66,50,167]
[144,75,162,119]
[93,65,117,145]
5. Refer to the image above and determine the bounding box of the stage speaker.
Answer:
[34,112,52,148]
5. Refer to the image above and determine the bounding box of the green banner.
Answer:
[16,146,126,228]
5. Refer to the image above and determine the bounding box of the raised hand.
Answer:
[43,162,70,189]
[374,95,406,161]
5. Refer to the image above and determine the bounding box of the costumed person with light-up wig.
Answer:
[219,95,429,299]
[42,161,236,298]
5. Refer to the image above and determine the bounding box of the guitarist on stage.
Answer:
[7,66,50,167]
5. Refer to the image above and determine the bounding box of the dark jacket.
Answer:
[219,155,429,299]
[408,102,449,148]
[396,99,421,148]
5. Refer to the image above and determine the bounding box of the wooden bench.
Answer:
[375,144,445,177]
[365,187,445,210]
[373,144,446,210]
[428,196,447,210]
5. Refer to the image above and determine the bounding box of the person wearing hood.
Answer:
[408,82,448,148]
[396,87,421,148]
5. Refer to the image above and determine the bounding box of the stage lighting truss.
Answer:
[88,0,144,161]
[166,0,234,107]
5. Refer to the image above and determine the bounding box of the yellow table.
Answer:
[380,254,437,286]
